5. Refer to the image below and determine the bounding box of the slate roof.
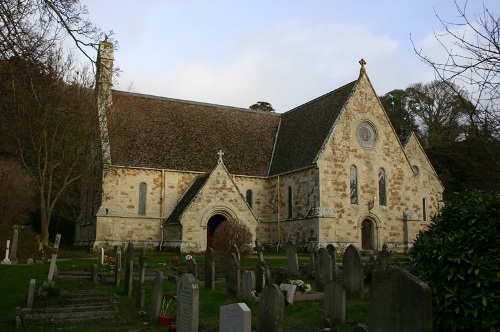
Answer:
[106,79,358,177]
[107,92,280,176]
[269,81,356,175]
[164,173,209,224]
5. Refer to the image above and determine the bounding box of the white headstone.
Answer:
[101,247,105,265]
[219,303,251,332]
[2,240,11,265]
[279,283,297,304]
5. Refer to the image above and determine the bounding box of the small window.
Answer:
[246,189,253,208]
[422,198,427,222]
[378,168,387,206]
[350,165,358,204]
[138,182,147,215]
[288,186,293,219]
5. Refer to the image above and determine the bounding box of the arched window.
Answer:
[422,198,427,222]
[246,189,253,208]
[288,186,293,219]
[378,168,387,206]
[138,182,147,215]
[350,165,358,204]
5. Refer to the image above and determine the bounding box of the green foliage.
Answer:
[409,191,500,331]
[249,101,275,112]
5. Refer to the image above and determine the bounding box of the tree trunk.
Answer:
[39,194,50,248]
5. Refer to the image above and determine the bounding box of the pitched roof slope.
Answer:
[165,173,209,224]
[107,91,280,176]
[269,81,356,175]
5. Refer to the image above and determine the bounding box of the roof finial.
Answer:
[217,150,224,163]
[359,58,367,74]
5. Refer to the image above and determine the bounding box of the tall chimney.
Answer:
[95,41,113,166]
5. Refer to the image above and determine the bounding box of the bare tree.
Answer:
[413,1,500,168]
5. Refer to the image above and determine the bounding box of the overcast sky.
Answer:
[81,0,499,112]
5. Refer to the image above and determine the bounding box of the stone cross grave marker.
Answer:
[286,240,299,277]
[326,244,337,277]
[255,261,271,294]
[204,247,215,289]
[257,284,285,332]
[226,252,241,297]
[44,234,61,288]
[324,280,346,325]
[10,225,20,264]
[150,271,164,321]
[242,270,257,301]
[315,247,332,292]
[254,240,265,263]
[187,257,198,278]
[124,242,134,298]
[177,273,199,332]
[369,267,432,332]
[2,240,11,265]
[343,244,364,298]
[219,302,251,332]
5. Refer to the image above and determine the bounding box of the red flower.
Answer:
[105,257,116,264]
[172,256,179,261]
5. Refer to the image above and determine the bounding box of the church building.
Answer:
[75,41,444,253]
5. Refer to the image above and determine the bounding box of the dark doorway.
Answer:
[207,214,226,248]
[361,219,374,250]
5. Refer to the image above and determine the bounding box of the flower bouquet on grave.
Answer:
[159,294,176,327]
[288,279,312,294]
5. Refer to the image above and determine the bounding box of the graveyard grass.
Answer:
[0,226,370,331]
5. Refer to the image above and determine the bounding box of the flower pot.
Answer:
[158,315,173,327]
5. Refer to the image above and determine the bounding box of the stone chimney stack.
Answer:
[95,41,113,166]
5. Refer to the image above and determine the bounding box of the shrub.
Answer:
[211,219,253,272]
[408,191,500,331]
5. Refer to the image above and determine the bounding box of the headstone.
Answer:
[356,324,369,332]
[242,270,257,301]
[116,248,122,270]
[124,242,134,298]
[100,247,105,265]
[343,244,364,298]
[378,244,390,269]
[27,258,33,265]
[285,240,299,277]
[187,257,198,278]
[1,240,11,265]
[115,251,122,287]
[219,302,251,332]
[257,284,284,332]
[324,280,345,325]
[226,252,241,297]
[205,248,215,289]
[150,271,165,321]
[137,253,147,309]
[44,234,61,288]
[365,255,377,284]
[255,261,271,294]
[315,248,333,292]
[230,244,241,262]
[177,273,199,332]
[370,267,432,332]
[27,279,36,309]
[9,225,19,264]
[254,240,265,263]
[279,283,297,304]
[306,250,315,279]
[326,244,337,277]
[91,264,98,283]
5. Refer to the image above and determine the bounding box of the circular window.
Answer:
[356,122,377,147]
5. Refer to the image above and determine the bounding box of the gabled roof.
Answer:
[105,79,358,177]
[107,92,280,176]
[165,173,209,224]
[269,81,356,175]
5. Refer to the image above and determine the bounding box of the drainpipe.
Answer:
[277,175,280,252]
[159,170,165,249]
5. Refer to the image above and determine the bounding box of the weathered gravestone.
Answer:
[27,279,36,309]
[9,225,19,264]
[305,250,315,279]
[286,240,299,277]
[150,271,164,321]
[279,283,297,305]
[177,273,199,332]
[205,247,215,289]
[137,250,147,309]
[378,244,391,269]
[326,244,337,277]
[186,257,198,278]
[124,242,134,298]
[242,270,257,301]
[230,244,241,262]
[324,280,346,325]
[226,252,241,297]
[257,284,284,332]
[369,267,432,332]
[43,234,61,288]
[254,240,265,263]
[114,251,121,287]
[315,248,332,292]
[343,244,364,298]
[219,302,251,332]
[91,264,98,283]
[255,263,267,294]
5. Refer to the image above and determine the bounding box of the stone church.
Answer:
[75,41,444,253]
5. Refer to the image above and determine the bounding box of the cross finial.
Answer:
[217,150,224,163]
[359,58,367,74]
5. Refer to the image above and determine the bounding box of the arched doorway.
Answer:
[361,219,374,250]
[207,214,226,248]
